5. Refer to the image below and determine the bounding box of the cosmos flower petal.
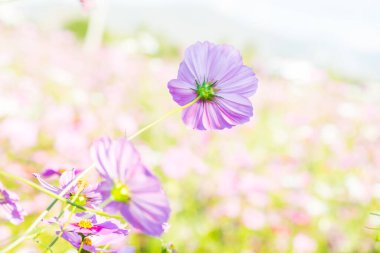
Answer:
[182,101,206,130]
[216,65,258,97]
[0,182,26,224]
[206,43,243,82]
[181,41,211,82]
[91,233,125,247]
[118,166,170,237]
[179,42,243,84]
[214,94,253,125]
[108,138,141,183]
[167,79,197,106]
[59,169,76,189]
[91,137,141,183]
[61,231,82,248]
[127,166,161,193]
[41,168,62,178]
[201,101,234,130]
[120,198,169,237]
[104,201,125,214]
[0,203,24,225]
[61,231,122,252]
[33,173,61,195]
[90,137,115,179]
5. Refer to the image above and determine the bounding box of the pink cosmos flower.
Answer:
[91,137,170,237]
[51,211,128,236]
[61,231,123,253]
[168,41,258,130]
[33,169,101,208]
[0,181,26,224]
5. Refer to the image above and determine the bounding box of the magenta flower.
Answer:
[0,181,26,225]
[61,231,123,253]
[52,211,128,236]
[168,41,258,130]
[91,137,170,237]
[33,169,101,208]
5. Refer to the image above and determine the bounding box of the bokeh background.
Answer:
[1,0,380,252]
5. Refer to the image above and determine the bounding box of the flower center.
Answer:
[69,193,87,206]
[78,219,93,229]
[196,80,216,101]
[83,237,92,246]
[111,182,131,202]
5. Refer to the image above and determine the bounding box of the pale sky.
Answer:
[1,0,379,81]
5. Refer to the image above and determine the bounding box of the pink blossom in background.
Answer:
[161,147,207,179]
[293,233,317,253]
[0,118,39,151]
[0,181,26,224]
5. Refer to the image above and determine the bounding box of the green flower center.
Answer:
[111,182,131,202]
[196,80,216,101]
[69,194,87,206]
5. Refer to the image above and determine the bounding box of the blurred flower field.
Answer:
[1,21,380,253]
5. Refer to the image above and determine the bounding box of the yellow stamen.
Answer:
[78,219,93,229]
[77,180,89,190]
[83,237,92,246]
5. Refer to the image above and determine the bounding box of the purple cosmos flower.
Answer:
[90,137,170,237]
[168,41,258,130]
[0,181,26,224]
[33,169,101,208]
[61,231,123,253]
[51,211,128,236]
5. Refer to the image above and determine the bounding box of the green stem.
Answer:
[98,196,112,209]
[127,96,200,140]
[45,207,76,252]
[45,184,85,252]
[0,198,58,253]
[0,170,118,218]
[0,165,95,253]
[78,239,85,253]
[0,97,200,252]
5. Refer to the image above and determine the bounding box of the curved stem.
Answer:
[44,183,86,252]
[127,96,200,140]
[45,206,76,252]
[0,165,94,253]
[78,240,85,253]
[0,97,200,252]
[0,170,118,218]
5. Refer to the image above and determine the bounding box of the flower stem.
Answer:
[0,97,200,252]
[78,239,85,253]
[0,170,118,218]
[44,206,76,252]
[127,96,200,140]
[44,184,85,252]
[0,165,97,253]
